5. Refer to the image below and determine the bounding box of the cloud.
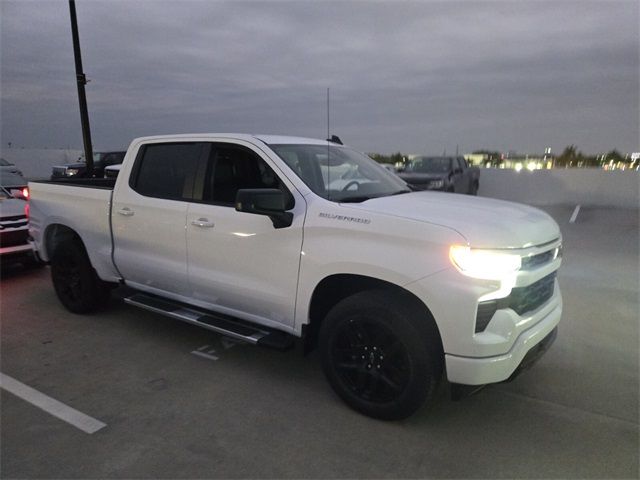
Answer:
[1,0,637,154]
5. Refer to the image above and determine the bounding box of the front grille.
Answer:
[522,250,554,269]
[475,272,557,332]
[408,182,429,191]
[509,273,556,315]
[52,167,68,177]
[0,214,26,223]
[0,228,29,248]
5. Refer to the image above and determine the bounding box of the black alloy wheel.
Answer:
[50,239,110,313]
[320,290,442,420]
[330,316,411,404]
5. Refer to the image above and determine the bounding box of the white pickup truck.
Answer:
[29,134,563,420]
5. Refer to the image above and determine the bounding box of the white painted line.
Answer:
[0,373,106,434]
[221,337,240,350]
[197,344,211,352]
[569,205,581,223]
[191,350,219,361]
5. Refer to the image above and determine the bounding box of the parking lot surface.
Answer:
[1,206,638,478]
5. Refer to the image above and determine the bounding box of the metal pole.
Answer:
[69,0,94,176]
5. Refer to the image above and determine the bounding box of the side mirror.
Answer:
[235,189,293,229]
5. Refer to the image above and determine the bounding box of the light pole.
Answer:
[69,0,94,176]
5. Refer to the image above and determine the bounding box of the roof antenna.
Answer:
[326,87,331,200]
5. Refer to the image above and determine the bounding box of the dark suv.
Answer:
[51,151,126,179]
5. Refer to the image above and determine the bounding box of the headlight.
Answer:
[66,168,80,176]
[429,180,444,188]
[449,245,521,280]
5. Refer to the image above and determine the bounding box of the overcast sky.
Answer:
[1,0,638,155]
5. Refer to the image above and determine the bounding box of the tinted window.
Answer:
[104,152,125,166]
[132,143,203,201]
[408,157,452,174]
[202,144,291,207]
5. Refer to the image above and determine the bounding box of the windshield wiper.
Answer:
[339,190,410,203]
[339,196,373,203]
[389,189,411,196]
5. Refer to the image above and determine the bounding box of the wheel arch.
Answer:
[304,273,444,356]
[43,223,83,260]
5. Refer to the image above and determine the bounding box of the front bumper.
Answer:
[0,241,37,261]
[404,237,563,386]
[409,183,447,192]
[445,300,561,385]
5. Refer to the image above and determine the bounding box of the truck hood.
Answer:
[0,197,27,218]
[398,172,447,184]
[348,192,560,249]
[53,163,87,169]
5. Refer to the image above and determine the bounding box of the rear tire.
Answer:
[50,239,110,313]
[319,290,442,420]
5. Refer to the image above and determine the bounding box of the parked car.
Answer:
[398,156,480,194]
[0,186,37,264]
[0,158,23,176]
[30,134,562,420]
[51,151,126,179]
[0,171,29,200]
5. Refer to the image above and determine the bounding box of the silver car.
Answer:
[0,158,23,177]
[0,186,37,263]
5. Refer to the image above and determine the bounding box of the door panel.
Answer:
[186,142,304,328]
[113,195,190,295]
[187,203,303,326]
[112,142,204,296]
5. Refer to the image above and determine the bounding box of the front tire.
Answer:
[319,290,442,420]
[50,239,110,313]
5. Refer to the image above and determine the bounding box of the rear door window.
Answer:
[130,143,205,201]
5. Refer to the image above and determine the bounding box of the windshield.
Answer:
[270,144,409,202]
[407,157,451,174]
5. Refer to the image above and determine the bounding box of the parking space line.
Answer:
[221,337,241,350]
[569,205,581,223]
[191,348,219,361]
[0,373,106,434]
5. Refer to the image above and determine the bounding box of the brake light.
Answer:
[22,187,29,200]
[25,202,30,218]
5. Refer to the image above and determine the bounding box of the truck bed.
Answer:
[28,179,121,282]
[35,178,117,189]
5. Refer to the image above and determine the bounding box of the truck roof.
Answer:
[131,134,335,147]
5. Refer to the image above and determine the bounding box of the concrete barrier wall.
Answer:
[2,148,639,207]
[478,168,639,208]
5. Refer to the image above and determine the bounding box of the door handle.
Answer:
[117,208,134,217]
[191,218,214,228]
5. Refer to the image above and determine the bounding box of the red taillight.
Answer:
[22,187,29,199]
[25,202,30,218]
